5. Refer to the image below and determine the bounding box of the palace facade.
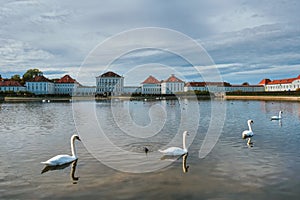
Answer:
[259,75,300,91]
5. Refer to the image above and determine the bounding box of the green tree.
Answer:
[11,74,21,82]
[0,74,2,80]
[22,69,43,82]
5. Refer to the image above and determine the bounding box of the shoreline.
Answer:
[3,96,72,102]
[1,95,300,102]
[225,95,300,101]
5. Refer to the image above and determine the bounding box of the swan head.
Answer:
[72,135,81,141]
[183,131,189,136]
[248,119,254,124]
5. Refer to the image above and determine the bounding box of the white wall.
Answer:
[55,83,79,95]
[0,86,26,92]
[26,82,55,94]
[141,84,161,94]
[161,82,184,94]
[96,76,124,95]
[74,86,96,96]
[266,80,300,91]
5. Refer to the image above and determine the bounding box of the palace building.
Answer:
[259,75,300,91]
[96,71,124,96]
[0,80,26,92]
[55,75,79,95]
[161,74,184,94]
[26,75,55,95]
[141,75,161,94]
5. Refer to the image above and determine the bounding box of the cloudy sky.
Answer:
[0,0,299,85]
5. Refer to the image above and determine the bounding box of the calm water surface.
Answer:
[0,99,300,199]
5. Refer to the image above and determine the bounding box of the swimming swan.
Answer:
[159,131,189,156]
[41,134,81,166]
[271,111,283,120]
[242,120,254,145]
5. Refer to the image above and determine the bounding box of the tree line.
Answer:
[0,69,43,85]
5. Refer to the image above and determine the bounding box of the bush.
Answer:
[0,90,34,97]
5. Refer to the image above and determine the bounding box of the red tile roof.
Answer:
[258,79,271,85]
[260,75,300,85]
[185,82,231,87]
[141,75,160,84]
[98,71,121,78]
[205,82,231,87]
[0,80,24,87]
[231,84,263,87]
[268,78,298,85]
[163,74,184,83]
[185,82,206,87]
[28,75,53,82]
[56,75,77,84]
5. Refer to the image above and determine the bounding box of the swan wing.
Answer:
[271,116,280,120]
[159,147,187,156]
[41,154,76,166]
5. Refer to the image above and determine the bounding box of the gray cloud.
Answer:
[0,0,299,85]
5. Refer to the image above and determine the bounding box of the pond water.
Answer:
[0,99,299,199]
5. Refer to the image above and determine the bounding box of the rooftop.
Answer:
[163,74,184,83]
[258,79,271,85]
[141,75,160,84]
[185,82,206,87]
[98,71,122,78]
[0,80,24,87]
[56,75,78,84]
[259,75,300,85]
[28,75,53,83]
[185,82,261,87]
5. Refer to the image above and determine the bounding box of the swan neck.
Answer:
[279,112,282,118]
[71,137,77,158]
[183,134,187,150]
[248,121,252,132]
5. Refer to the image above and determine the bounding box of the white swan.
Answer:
[41,134,81,166]
[242,120,254,145]
[271,111,283,120]
[159,131,189,156]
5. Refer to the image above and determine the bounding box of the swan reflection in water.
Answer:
[271,119,282,127]
[246,137,254,148]
[160,153,189,173]
[279,119,282,127]
[182,153,189,173]
[41,160,79,184]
